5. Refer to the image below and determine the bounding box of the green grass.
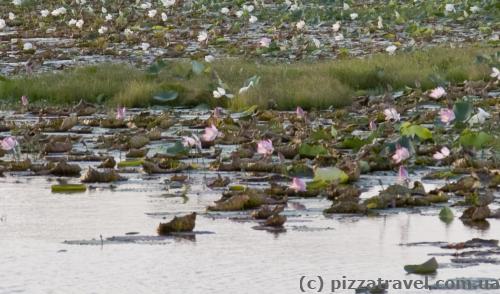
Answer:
[0,47,493,110]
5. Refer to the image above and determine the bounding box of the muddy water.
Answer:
[0,111,499,293]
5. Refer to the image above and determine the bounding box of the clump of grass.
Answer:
[0,47,493,110]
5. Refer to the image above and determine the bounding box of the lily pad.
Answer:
[439,207,454,223]
[400,123,433,141]
[404,257,438,274]
[453,101,473,122]
[299,143,329,157]
[313,167,349,184]
[51,184,87,193]
[459,129,493,149]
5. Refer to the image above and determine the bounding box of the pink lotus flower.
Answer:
[289,177,306,192]
[429,86,446,99]
[1,136,17,151]
[182,135,201,150]
[21,95,28,106]
[398,165,409,181]
[384,108,400,122]
[259,37,272,48]
[296,106,305,118]
[116,106,126,120]
[433,146,450,160]
[439,108,455,124]
[202,124,219,142]
[369,120,377,131]
[392,145,410,164]
[257,139,274,156]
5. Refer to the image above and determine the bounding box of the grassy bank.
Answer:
[0,47,493,110]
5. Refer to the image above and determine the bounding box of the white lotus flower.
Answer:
[249,15,258,23]
[41,10,49,17]
[445,4,455,13]
[101,7,107,14]
[243,4,254,12]
[350,13,358,20]
[124,28,133,36]
[105,14,113,21]
[470,6,480,13]
[490,67,500,80]
[312,38,321,48]
[236,10,244,18]
[334,33,344,41]
[140,2,152,9]
[290,4,299,11]
[161,0,176,8]
[141,42,150,51]
[148,9,157,18]
[204,55,215,63]
[213,87,234,99]
[161,13,168,22]
[197,31,208,42]
[98,26,108,35]
[296,20,305,30]
[386,45,397,54]
[9,13,16,21]
[51,7,67,16]
[433,147,450,160]
[384,108,400,122]
[468,108,491,125]
[68,19,77,26]
[343,3,350,10]
[377,16,383,29]
[0,19,5,30]
[332,21,341,32]
[220,7,229,14]
[23,42,33,51]
[76,19,84,29]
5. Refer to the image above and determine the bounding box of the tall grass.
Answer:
[0,47,493,110]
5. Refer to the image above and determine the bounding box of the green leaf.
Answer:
[51,184,87,193]
[191,60,205,75]
[400,123,433,140]
[310,128,332,141]
[439,207,454,223]
[313,167,349,184]
[166,141,190,156]
[306,179,329,190]
[459,129,494,149]
[153,91,178,103]
[453,101,473,122]
[330,126,338,138]
[341,136,368,151]
[299,143,329,157]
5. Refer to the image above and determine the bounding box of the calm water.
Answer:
[1,172,499,294]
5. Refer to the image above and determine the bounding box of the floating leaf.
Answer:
[299,143,329,157]
[306,179,329,190]
[404,258,438,274]
[117,160,144,168]
[453,101,473,122]
[439,207,454,223]
[341,136,368,151]
[313,167,349,184]
[166,141,190,156]
[459,129,494,149]
[51,184,87,193]
[400,123,433,140]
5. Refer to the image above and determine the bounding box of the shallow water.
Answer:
[1,171,499,294]
[1,110,499,294]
